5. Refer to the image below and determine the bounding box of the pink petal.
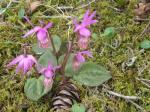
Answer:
[73,18,79,27]
[81,51,93,58]
[44,78,53,89]
[74,25,82,32]
[39,68,46,74]
[78,37,89,49]
[27,55,37,64]
[83,10,90,22]
[44,69,54,78]
[79,28,91,37]
[23,26,41,38]
[89,11,96,20]
[44,22,53,29]
[73,57,81,71]
[76,53,85,63]
[37,29,47,41]
[15,60,24,74]
[23,59,30,74]
[7,55,24,67]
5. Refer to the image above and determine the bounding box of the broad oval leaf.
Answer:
[52,35,62,52]
[73,62,111,86]
[71,103,86,112]
[140,40,150,49]
[32,43,52,55]
[24,78,44,101]
[32,35,61,54]
[101,27,116,39]
[24,76,53,101]
[18,8,25,19]
[38,51,57,67]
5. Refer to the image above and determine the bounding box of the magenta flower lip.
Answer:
[39,62,60,79]
[73,10,97,49]
[23,22,53,48]
[7,54,37,74]
[73,51,93,70]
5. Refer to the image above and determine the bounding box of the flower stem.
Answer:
[60,37,74,76]
[47,32,58,64]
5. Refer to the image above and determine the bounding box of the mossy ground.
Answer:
[0,0,150,112]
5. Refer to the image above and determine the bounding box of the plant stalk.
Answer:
[60,37,74,76]
[47,32,58,64]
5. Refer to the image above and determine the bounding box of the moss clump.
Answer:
[0,0,150,111]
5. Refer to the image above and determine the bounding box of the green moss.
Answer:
[0,0,150,111]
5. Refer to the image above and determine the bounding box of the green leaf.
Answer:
[24,76,53,101]
[38,51,57,67]
[24,77,44,101]
[58,53,76,77]
[32,35,61,54]
[32,43,52,55]
[52,35,62,52]
[101,27,116,39]
[73,62,111,86]
[71,103,86,112]
[140,40,150,49]
[92,33,98,40]
[18,8,25,19]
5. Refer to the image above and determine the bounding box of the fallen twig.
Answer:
[139,20,150,37]
[136,78,150,88]
[75,0,96,10]
[103,88,140,100]
[127,100,146,112]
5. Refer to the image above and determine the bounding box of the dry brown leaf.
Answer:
[134,2,150,19]
[30,1,41,12]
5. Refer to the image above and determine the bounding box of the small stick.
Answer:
[127,100,146,112]
[139,20,150,37]
[75,0,96,10]
[136,78,150,88]
[103,88,140,100]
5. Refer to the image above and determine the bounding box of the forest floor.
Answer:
[0,0,150,112]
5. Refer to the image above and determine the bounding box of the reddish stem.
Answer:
[60,37,74,76]
[47,32,58,64]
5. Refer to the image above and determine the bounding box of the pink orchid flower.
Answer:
[7,54,37,74]
[73,51,93,70]
[39,62,60,88]
[23,22,53,48]
[77,35,89,50]
[74,10,97,37]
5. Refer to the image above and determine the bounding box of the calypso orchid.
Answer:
[23,22,53,48]
[7,54,37,74]
[73,51,93,70]
[39,62,60,88]
[73,10,97,49]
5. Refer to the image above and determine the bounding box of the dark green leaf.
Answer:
[32,35,61,54]
[32,43,52,55]
[140,40,150,49]
[38,51,57,67]
[71,103,86,112]
[24,78,44,101]
[73,62,111,86]
[52,35,62,52]
[18,8,25,19]
[24,76,53,101]
[101,27,116,39]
